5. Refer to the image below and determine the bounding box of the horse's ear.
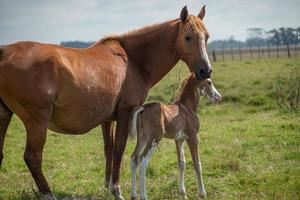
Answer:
[198,5,206,20]
[180,6,188,22]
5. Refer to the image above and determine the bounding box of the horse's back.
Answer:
[0,41,128,134]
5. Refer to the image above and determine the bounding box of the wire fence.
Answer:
[208,44,299,62]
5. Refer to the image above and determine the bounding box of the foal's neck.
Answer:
[175,76,200,113]
[106,19,181,87]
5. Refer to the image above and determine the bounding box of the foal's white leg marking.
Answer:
[140,142,157,200]
[195,160,206,198]
[40,193,57,200]
[176,139,187,198]
[130,157,138,199]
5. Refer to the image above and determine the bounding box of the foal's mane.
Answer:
[174,73,197,102]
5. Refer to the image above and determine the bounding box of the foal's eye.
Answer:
[207,81,211,85]
[185,36,191,41]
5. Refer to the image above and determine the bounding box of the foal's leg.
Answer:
[139,141,157,200]
[101,121,115,188]
[186,134,206,198]
[130,136,147,200]
[0,100,13,167]
[175,139,187,198]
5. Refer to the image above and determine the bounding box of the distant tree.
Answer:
[268,29,281,45]
[268,27,299,45]
[60,41,95,48]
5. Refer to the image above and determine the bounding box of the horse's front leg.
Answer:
[109,111,130,200]
[101,121,115,188]
[186,134,206,198]
[175,139,187,199]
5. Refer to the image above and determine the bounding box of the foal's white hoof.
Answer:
[40,193,57,200]
[198,190,207,198]
[179,190,187,199]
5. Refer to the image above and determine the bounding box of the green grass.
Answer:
[0,58,299,200]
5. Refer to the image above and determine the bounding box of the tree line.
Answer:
[208,27,299,50]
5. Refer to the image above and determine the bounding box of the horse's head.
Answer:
[199,79,222,104]
[176,5,212,80]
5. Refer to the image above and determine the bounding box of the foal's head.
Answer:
[199,79,222,104]
[176,6,212,81]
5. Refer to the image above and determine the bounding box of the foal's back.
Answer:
[139,101,197,140]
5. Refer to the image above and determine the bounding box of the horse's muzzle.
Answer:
[195,67,212,80]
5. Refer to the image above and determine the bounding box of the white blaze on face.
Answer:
[200,32,211,67]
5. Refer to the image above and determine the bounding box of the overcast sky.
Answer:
[1,0,299,45]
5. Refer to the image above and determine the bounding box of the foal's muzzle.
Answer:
[196,67,212,80]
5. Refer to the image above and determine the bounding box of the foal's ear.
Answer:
[198,5,206,20]
[180,6,188,22]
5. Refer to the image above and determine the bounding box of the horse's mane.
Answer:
[99,19,179,45]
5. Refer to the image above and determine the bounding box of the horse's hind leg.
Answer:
[101,121,115,188]
[0,99,13,167]
[23,116,56,200]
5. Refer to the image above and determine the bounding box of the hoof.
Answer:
[198,190,207,199]
[113,193,125,200]
[40,193,57,200]
[109,182,125,200]
[179,191,187,199]
[104,179,110,188]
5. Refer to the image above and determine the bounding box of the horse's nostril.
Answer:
[199,68,205,74]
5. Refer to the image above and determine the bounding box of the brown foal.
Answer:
[0,6,212,200]
[129,74,222,200]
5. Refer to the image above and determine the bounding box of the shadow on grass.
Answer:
[7,189,114,200]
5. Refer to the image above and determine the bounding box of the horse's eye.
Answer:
[185,36,191,41]
[207,81,211,85]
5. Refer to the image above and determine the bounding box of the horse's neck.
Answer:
[118,20,180,87]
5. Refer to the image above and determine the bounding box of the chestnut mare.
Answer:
[128,75,222,200]
[0,6,212,200]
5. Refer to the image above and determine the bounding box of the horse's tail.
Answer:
[128,106,144,140]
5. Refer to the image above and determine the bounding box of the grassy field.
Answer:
[0,58,299,200]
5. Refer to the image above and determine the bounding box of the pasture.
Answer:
[0,58,299,200]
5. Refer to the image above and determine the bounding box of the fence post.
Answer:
[276,44,279,58]
[250,46,253,59]
[231,46,234,61]
[286,43,291,58]
[239,46,242,60]
[257,46,261,60]
[221,47,225,61]
[212,50,217,62]
[268,44,271,58]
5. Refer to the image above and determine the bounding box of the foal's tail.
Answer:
[128,106,144,140]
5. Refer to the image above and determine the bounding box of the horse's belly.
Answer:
[49,69,126,134]
[49,92,117,134]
